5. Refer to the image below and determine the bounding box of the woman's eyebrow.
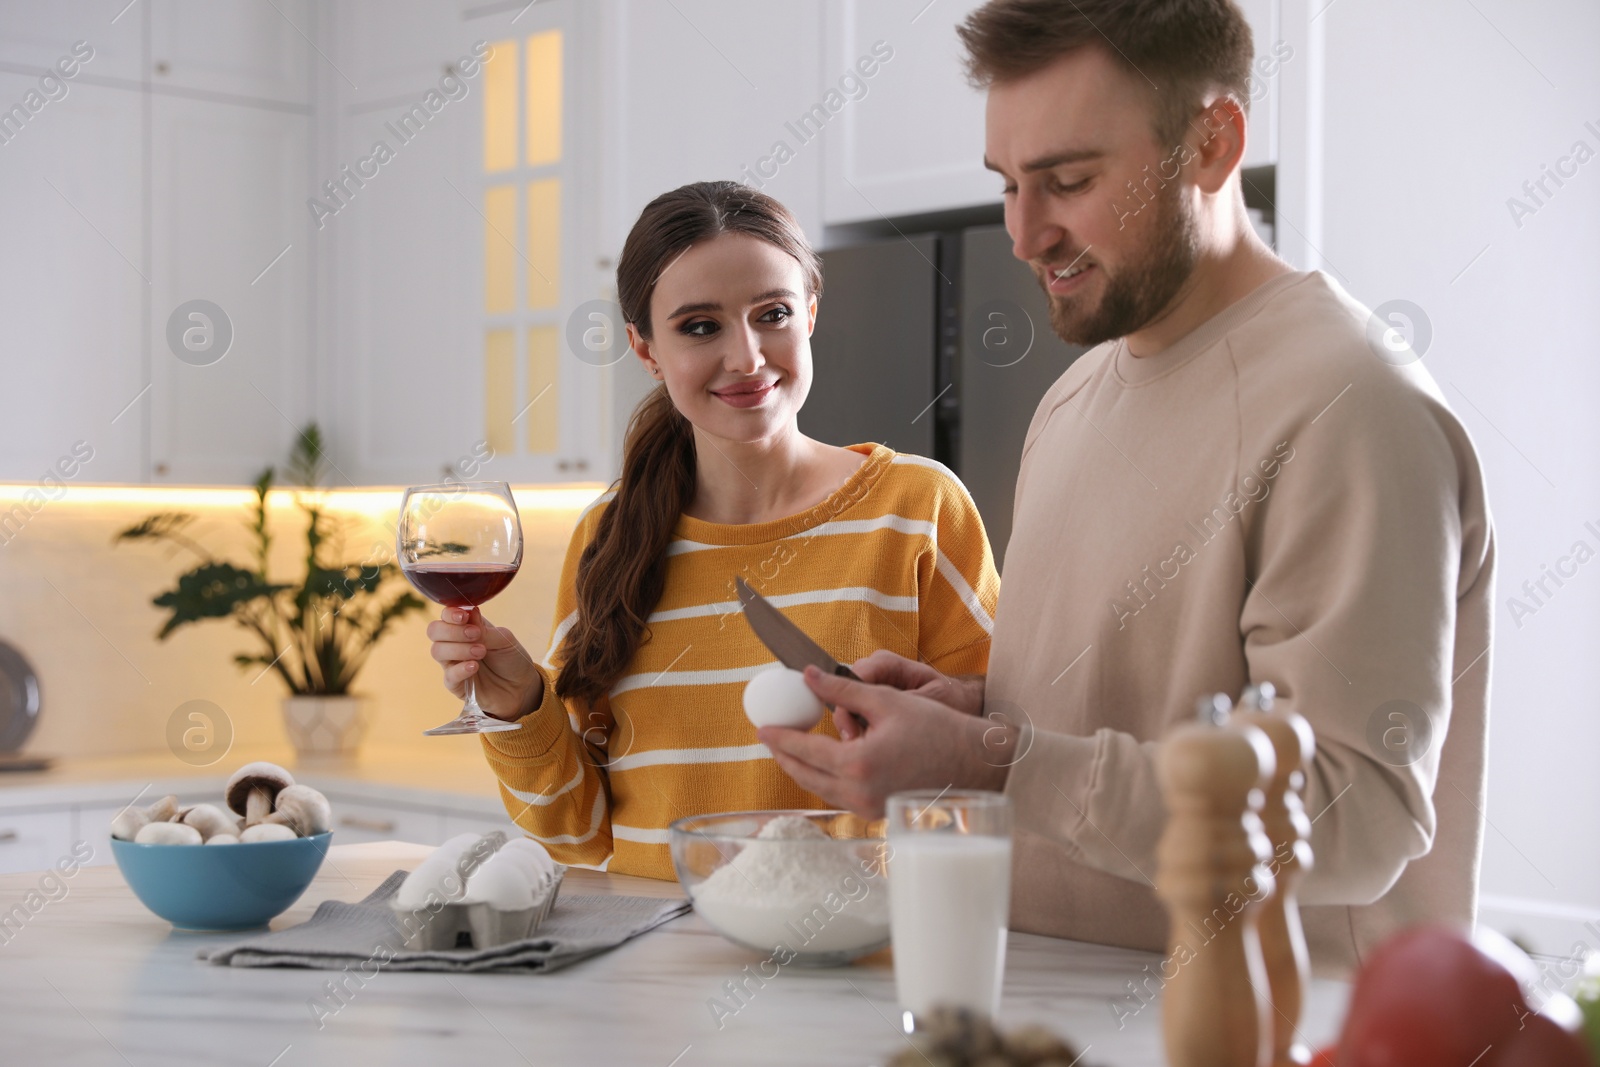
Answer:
[667,289,798,319]
[667,300,720,318]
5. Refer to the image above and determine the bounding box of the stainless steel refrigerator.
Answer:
[802,223,1087,568]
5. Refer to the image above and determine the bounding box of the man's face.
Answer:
[985,48,1201,347]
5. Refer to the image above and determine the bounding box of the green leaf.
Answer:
[285,422,326,488]
[326,565,387,600]
[114,512,196,544]
[151,563,286,639]
[114,512,215,563]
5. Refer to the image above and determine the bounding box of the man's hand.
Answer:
[851,650,986,712]
[831,651,985,739]
[757,666,1021,818]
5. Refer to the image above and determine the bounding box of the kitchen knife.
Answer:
[735,577,860,680]
[735,577,868,734]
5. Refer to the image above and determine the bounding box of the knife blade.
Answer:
[735,577,868,734]
[735,577,860,680]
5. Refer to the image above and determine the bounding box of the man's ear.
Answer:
[626,322,661,380]
[1188,95,1248,195]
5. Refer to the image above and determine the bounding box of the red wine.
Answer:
[402,562,519,608]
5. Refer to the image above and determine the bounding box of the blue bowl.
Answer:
[112,832,332,930]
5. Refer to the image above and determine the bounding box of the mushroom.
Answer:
[225,762,294,827]
[206,834,240,845]
[181,803,239,842]
[145,795,181,822]
[134,821,202,845]
[264,784,331,837]
[239,822,297,843]
[110,805,151,841]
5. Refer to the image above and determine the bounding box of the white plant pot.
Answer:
[281,694,368,762]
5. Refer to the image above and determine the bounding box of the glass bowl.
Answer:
[668,809,890,966]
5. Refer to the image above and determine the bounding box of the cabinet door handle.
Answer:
[0,829,17,843]
[339,815,396,833]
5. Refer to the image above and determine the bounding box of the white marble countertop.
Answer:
[2,842,1349,1066]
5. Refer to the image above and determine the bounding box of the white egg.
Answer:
[395,832,482,910]
[459,838,558,909]
[461,862,536,910]
[479,839,555,887]
[743,664,827,730]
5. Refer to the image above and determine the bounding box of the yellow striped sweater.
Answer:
[480,443,1001,879]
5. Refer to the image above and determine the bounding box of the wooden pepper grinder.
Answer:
[1231,683,1316,1067]
[1155,694,1277,1067]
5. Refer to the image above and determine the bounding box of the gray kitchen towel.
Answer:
[198,870,691,973]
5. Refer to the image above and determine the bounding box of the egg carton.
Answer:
[396,866,566,952]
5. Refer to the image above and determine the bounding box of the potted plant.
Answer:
[117,425,425,761]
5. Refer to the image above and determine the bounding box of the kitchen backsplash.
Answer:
[0,484,604,759]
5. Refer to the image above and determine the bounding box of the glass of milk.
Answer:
[885,789,1012,1033]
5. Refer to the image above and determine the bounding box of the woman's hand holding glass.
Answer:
[427,608,544,723]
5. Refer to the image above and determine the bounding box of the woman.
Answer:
[427,181,999,879]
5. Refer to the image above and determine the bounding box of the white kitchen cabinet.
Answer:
[148,95,310,483]
[1235,0,1282,168]
[324,797,442,845]
[0,77,146,484]
[0,1,145,83]
[323,12,484,487]
[439,810,521,842]
[820,0,992,225]
[0,809,73,876]
[0,0,314,486]
[149,0,311,106]
[73,802,136,869]
[336,0,468,112]
[598,0,825,250]
[821,0,1283,225]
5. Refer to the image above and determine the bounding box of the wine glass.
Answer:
[396,480,524,735]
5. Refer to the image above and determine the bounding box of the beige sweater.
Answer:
[992,270,1495,974]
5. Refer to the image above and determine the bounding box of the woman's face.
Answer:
[629,232,817,447]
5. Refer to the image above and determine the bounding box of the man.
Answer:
[758,0,1494,971]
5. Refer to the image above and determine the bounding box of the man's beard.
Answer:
[1041,182,1201,347]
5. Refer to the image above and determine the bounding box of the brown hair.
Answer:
[957,0,1255,146]
[555,181,823,705]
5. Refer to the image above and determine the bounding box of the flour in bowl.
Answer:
[689,815,890,957]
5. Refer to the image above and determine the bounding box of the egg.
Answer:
[460,861,537,910]
[743,664,827,730]
[494,838,557,884]
[459,839,557,909]
[394,832,483,910]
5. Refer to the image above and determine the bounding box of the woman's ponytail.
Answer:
[555,385,695,703]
